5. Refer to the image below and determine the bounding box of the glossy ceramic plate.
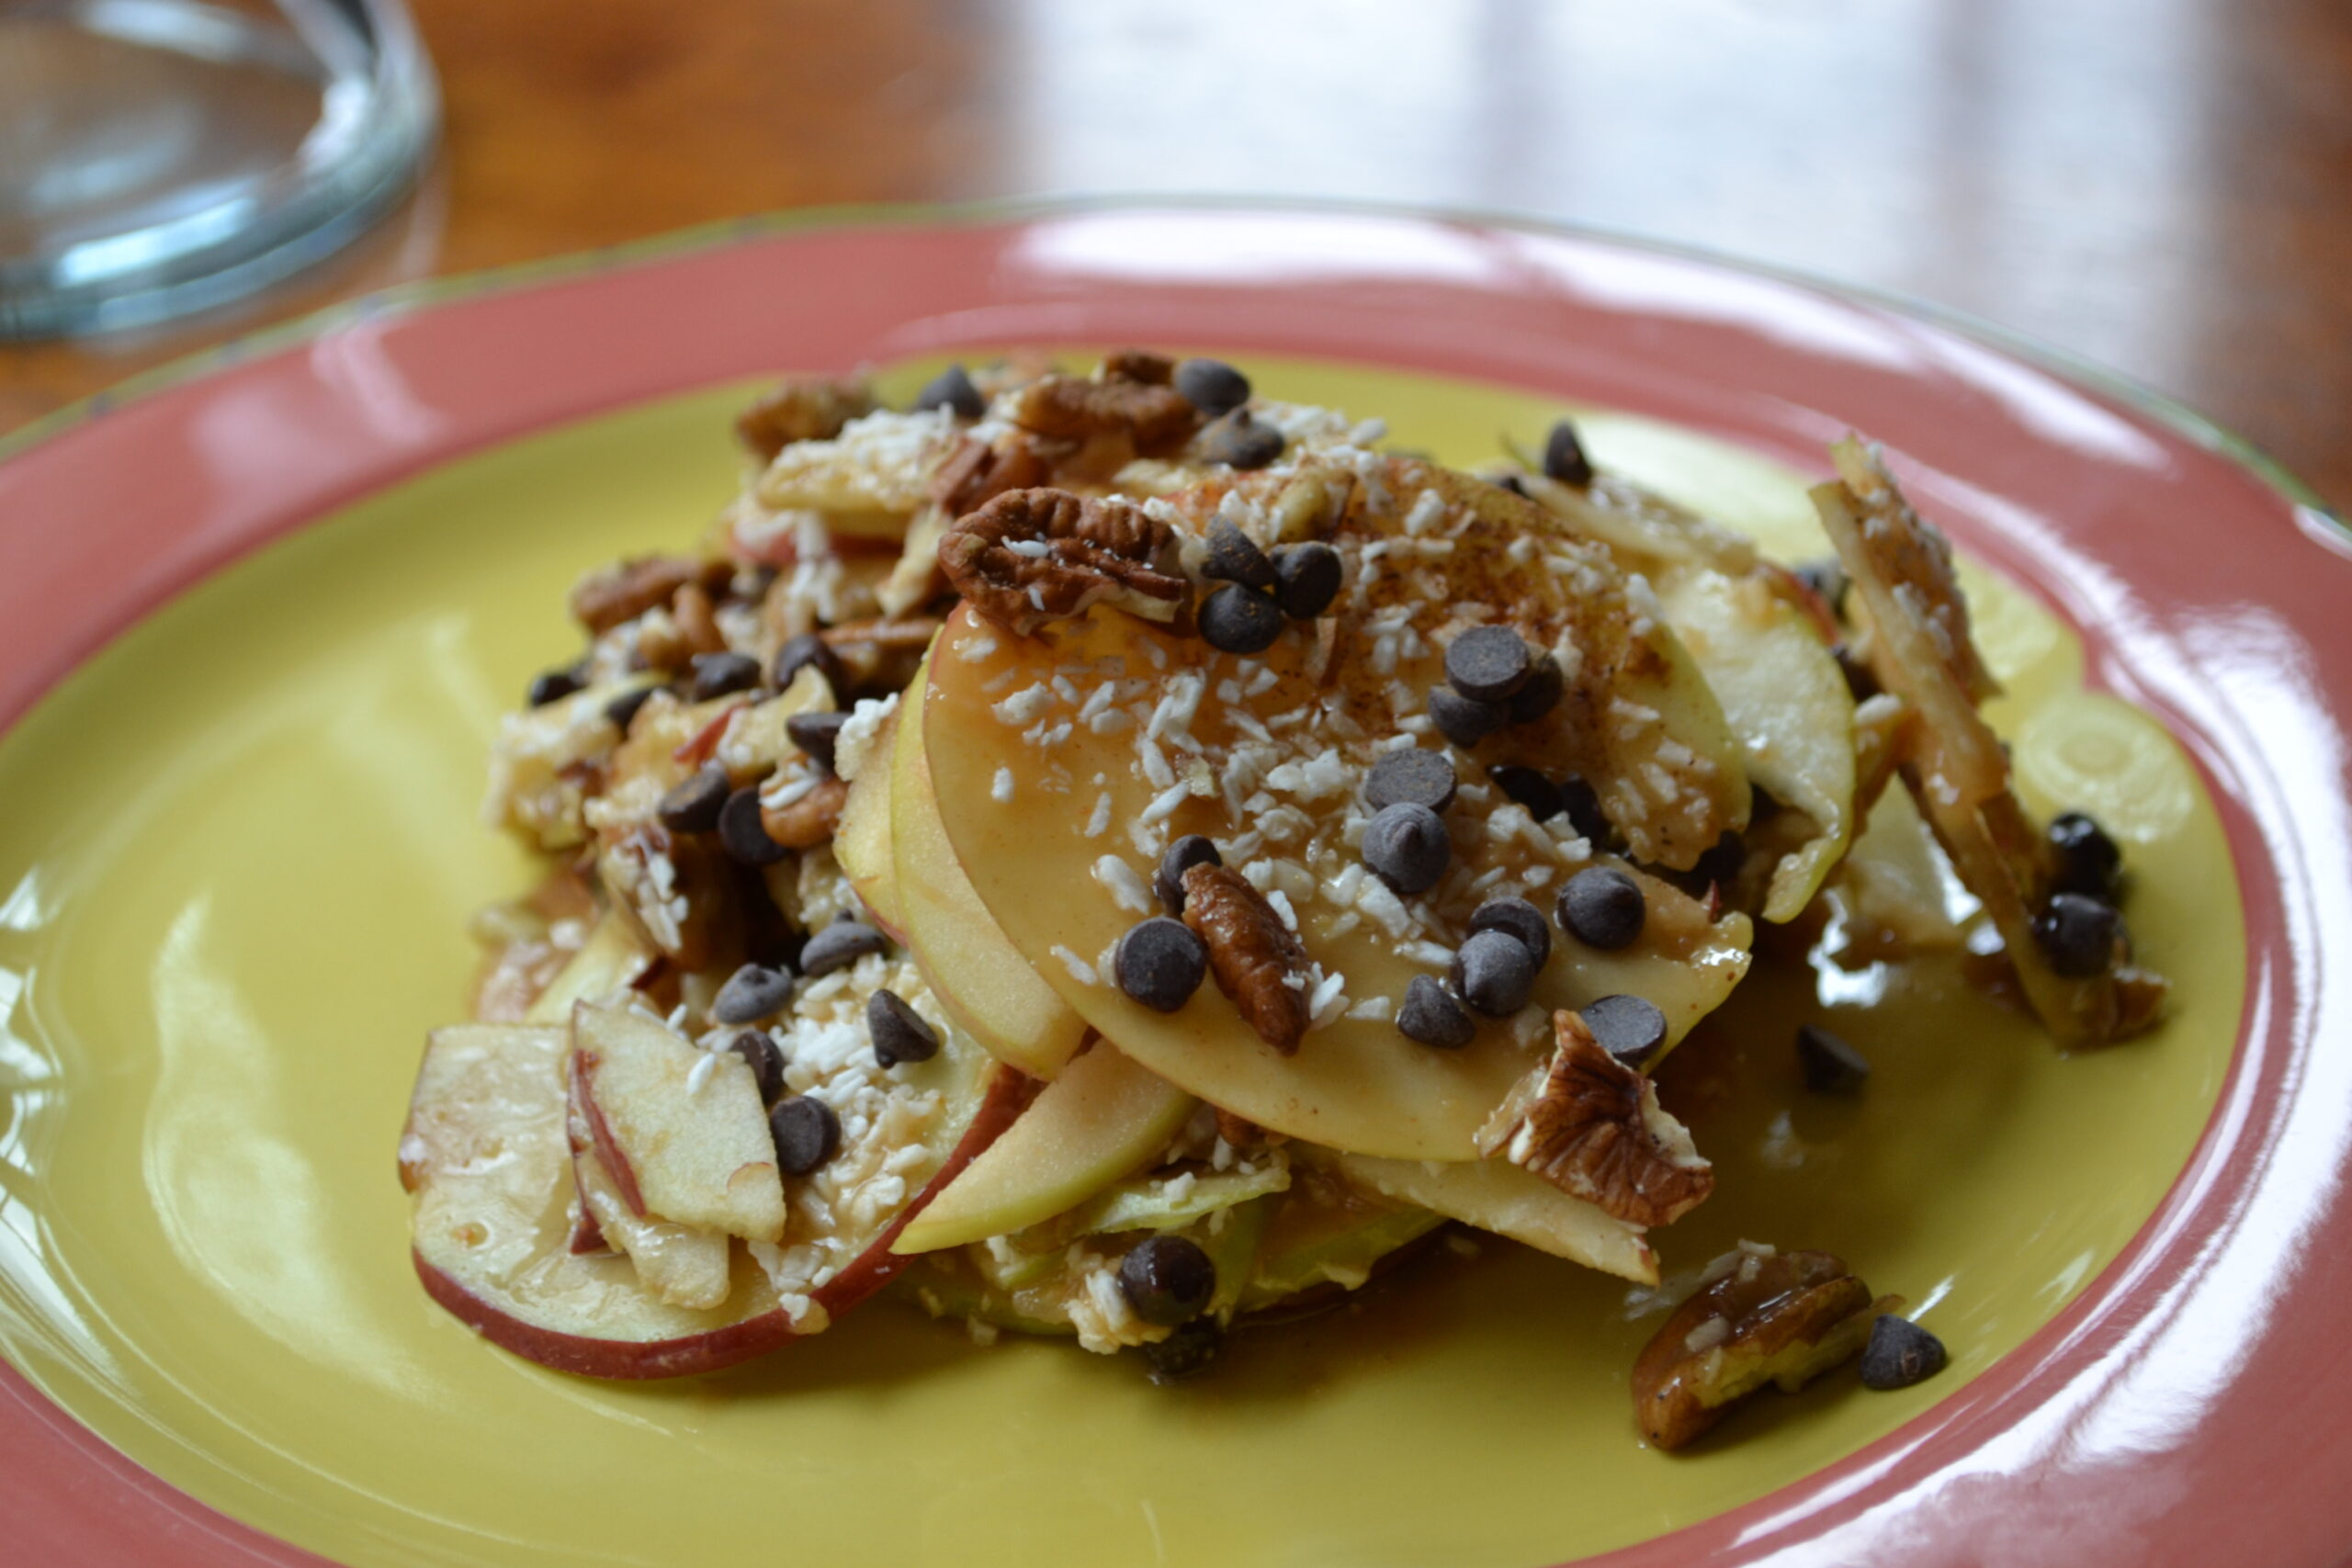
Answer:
[0,204,2346,1568]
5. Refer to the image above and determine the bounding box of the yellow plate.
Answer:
[0,355,2241,1567]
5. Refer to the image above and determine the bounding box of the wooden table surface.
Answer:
[6,0,2347,513]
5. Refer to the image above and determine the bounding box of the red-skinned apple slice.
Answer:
[403,1021,1033,1379]
[565,1066,732,1309]
[833,706,908,940]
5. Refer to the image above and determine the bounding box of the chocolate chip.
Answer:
[1363,803,1451,895]
[786,709,849,773]
[772,632,847,699]
[1174,358,1251,418]
[1832,643,1879,701]
[714,964,796,1025]
[605,683,660,732]
[1271,542,1342,619]
[1114,918,1208,1012]
[1118,1234,1217,1326]
[2033,892,2121,977]
[866,988,940,1067]
[1793,558,1849,615]
[1467,897,1551,966]
[1559,775,1611,842]
[1691,831,1747,892]
[729,1030,785,1103]
[1795,1022,1870,1092]
[1397,975,1476,1049]
[1505,651,1563,725]
[1428,686,1507,748]
[2048,812,2123,902]
[657,764,731,833]
[1558,866,1645,949]
[769,1095,843,1175]
[1581,994,1667,1066]
[1198,410,1284,470]
[1489,766,1564,821]
[1859,1315,1947,1391]
[1141,1317,1224,1383]
[1445,626,1535,703]
[1155,836,1222,914]
[718,785,792,864]
[913,363,986,420]
[1451,930,1538,1017]
[687,650,762,702]
[527,667,582,706]
[800,919,888,977]
[1204,516,1278,591]
[1199,583,1284,654]
[1493,472,1529,497]
[1365,748,1457,813]
[1543,418,1594,486]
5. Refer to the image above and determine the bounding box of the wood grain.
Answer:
[4,0,2346,513]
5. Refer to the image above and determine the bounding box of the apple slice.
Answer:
[566,1068,731,1310]
[1323,1150,1658,1285]
[524,911,656,1025]
[889,661,1089,1079]
[892,1040,1194,1255]
[404,1020,1033,1378]
[832,705,908,940]
[571,1002,788,1242]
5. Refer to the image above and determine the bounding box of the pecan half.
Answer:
[939,487,1189,637]
[759,775,849,849]
[930,433,1053,518]
[733,377,876,464]
[1181,863,1311,1054]
[571,556,729,636]
[1009,373,1200,457]
[1475,1010,1714,1227]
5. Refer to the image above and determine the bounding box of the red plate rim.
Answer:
[1,198,2348,1568]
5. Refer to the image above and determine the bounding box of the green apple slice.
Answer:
[891,1041,1195,1255]
[1325,1151,1657,1284]
[890,664,1090,1078]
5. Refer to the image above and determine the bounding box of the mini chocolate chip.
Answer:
[713,964,796,1025]
[1445,626,1535,703]
[718,785,792,864]
[1141,1317,1224,1383]
[1114,918,1208,1012]
[527,668,582,706]
[1119,1234,1217,1326]
[1199,583,1285,654]
[786,709,849,773]
[2048,811,2123,902]
[657,764,731,833]
[687,650,762,702]
[770,1095,843,1175]
[1451,930,1538,1017]
[1363,803,1451,895]
[1271,541,1342,619]
[1832,644,1879,701]
[1691,831,1746,892]
[1558,775,1611,842]
[1489,765,1565,821]
[1493,472,1529,497]
[1428,686,1507,748]
[1467,897,1551,966]
[1174,358,1251,418]
[1795,1022,1871,1093]
[729,1031,786,1103]
[605,683,660,732]
[1581,994,1667,1066]
[913,363,987,420]
[801,919,888,977]
[1793,558,1850,615]
[1198,410,1285,470]
[866,988,940,1067]
[1365,748,1458,813]
[1203,515,1278,591]
[1543,418,1594,486]
[1859,1315,1947,1391]
[1558,866,1645,949]
[1505,651,1563,725]
[1397,975,1476,1048]
[772,632,847,699]
[2034,892,2121,977]
[1155,836,1222,913]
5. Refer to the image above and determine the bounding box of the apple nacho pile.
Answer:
[402,351,2166,1439]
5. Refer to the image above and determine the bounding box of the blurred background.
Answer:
[3,0,2346,508]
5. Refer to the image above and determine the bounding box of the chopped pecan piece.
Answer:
[1476,1010,1713,1227]
[571,556,729,636]
[1631,1247,1886,1450]
[930,433,1053,518]
[1009,373,1201,457]
[670,581,727,657]
[759,775,849,849]
[1180,863,1311,1054]
[1100,348,1176,385]
[939,488,1189,637]
[818,615,945,651]
[733,377,876,464]
[1213,1107,1262,1149]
